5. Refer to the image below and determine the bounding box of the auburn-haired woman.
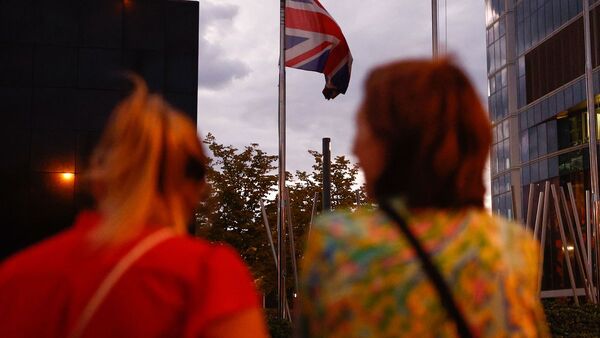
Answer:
[299,59,549,337]
[0,78,268,338]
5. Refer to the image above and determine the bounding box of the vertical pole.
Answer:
[583,0,600,292]
[277,0,287,320]
[538,181,551,292]
[322,138,332,212]
[510,185,517,221]
[432,0,439,58]
[308,192,318,239]
[587,190,592,270]
[260,200,292,319]
[533,191,544,239]
[551,185,580,305]
[260,199,278,268]
[526,183,535,230]
[285,189,299,297]
[561,187,594,303]
[568,183,597,303]
[597,191,600,301]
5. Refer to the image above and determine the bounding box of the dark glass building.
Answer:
[486,0,600,292]
[0,0,199,259]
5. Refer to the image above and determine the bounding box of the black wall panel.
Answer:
[0,0,199,259]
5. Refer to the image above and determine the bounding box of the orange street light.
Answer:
[60,172,75,183]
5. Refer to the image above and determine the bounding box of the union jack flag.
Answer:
[285,0,352,100]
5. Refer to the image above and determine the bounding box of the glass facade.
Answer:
[515,0,582,56]
[487,0,600,291]
[487,1,512,218]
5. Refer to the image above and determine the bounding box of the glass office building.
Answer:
[0,0,199,259]
[486,0,600,290]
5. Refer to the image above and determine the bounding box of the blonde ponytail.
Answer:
[87,76,205,245]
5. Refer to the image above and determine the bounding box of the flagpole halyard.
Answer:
[277,0,288,321]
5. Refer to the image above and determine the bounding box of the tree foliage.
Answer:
[195,134,367,297]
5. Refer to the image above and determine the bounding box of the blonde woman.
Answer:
[0,78,268,338]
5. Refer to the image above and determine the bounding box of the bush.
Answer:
[265,309,293,338]
[543,300,600,337]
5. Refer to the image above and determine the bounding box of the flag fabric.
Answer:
[285,0,352,100]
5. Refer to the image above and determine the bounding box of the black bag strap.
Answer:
[378,200,474,338]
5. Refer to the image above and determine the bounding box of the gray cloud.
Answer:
[198,1,251,90]
[197,0,489,175]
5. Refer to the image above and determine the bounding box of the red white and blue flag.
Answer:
[285,0,352,99]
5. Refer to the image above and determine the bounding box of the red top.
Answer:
[0,211,260,338]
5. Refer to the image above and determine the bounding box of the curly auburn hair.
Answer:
[363,58,491,209]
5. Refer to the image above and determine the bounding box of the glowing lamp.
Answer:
[60,172,75,182]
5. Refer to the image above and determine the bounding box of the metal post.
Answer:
[568,183,597,303]
[587,190,592,270]
[538,181,551,292]
[260,199,292,319]
[560,187,594,303]
[322,138,331,212]
[526,183,535,230]
[551,185,579,305]
[277,0,287,320]
[260,199,278,268]
[285,189,299,297]
[432,0,439,58]
[308,192,318,239]
[510,185,517,221]
[583,0,600,293]
[533,191,544,239]
[596,192,600,301]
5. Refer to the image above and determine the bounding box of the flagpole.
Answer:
[432,0,439,58]
[277,0,287,320]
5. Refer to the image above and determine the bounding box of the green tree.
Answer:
[195,135,368,299]
[195,133,278,292]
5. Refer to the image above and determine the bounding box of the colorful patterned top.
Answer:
[299,201,549,338]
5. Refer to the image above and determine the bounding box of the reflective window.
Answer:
[528,107,535,127]
[547,119,558,153]
[517,0,582,55]
[534,103,542,125]
[540,158,549,180]
[521,130,529,162]
[530,126,539,159]
[559,149,589,176]
[544,2,553,37]
[556,89,565,112]
[487,17,507,75]
[531,9,539,42]
[548,95,556,119]
[492,172,513,219]
[531,161,539,182]
[558,107,588,149]
[552,0,561,28]
[523,164,531,184]
[538,123,548,156]
[568,0,579,18]
[488,67,508,122]
[523,87,600,165]
[549,156,559,177]
[564,85,574,108]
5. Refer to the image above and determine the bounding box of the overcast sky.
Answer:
[197,0,488,175]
